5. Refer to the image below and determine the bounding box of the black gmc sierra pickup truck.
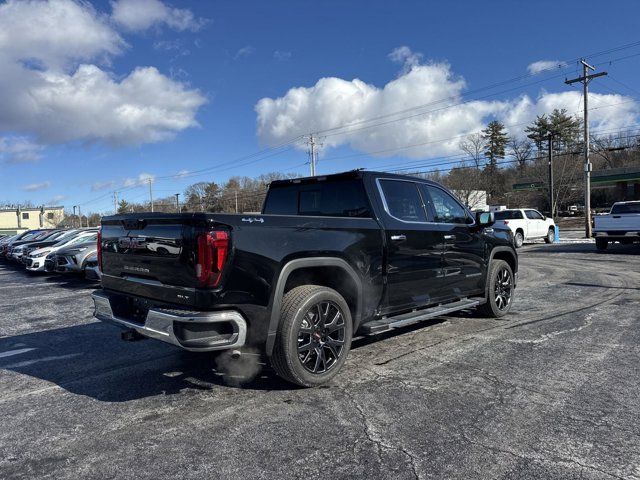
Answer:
[92,170,517,386]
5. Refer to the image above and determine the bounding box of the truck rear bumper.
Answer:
[593,231,640,240]
[91,290,247,352]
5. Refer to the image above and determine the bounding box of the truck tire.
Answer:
[271,285,353,387]
[544,227,555,244]
[477,259,514,318]
[514,231,524,248]
[596,238,608,251]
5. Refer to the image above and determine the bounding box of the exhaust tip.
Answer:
[230,349,242,360]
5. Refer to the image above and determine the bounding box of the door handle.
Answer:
[390,234,406,242]
[444,235,456,241]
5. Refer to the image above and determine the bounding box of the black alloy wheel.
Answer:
[297,300,346,374]
[494,266,513,311]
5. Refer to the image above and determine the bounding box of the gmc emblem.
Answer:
[118,236,146,250]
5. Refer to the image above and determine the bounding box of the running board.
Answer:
[360,298,480,335]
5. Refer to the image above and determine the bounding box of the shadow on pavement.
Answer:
[526,243,640,255]
[0,323,293,402]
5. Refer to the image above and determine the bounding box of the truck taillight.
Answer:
[97,230,102,271]
[196,230,230,288]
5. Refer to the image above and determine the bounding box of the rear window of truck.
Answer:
[263,179,372,218]
[494,210,524,220]
[611,203,640,214]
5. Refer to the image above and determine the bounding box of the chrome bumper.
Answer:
[91,290,247,352]
[593,231,639,238]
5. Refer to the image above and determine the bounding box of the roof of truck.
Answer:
[269,169,441,187]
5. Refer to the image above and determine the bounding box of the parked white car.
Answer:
[493,209,556,248]
[593,201,640,251]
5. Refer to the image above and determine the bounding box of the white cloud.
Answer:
[111,0,206,32]
[388,46,423,74]
[527,60,567,75]
[0,0,125,69]
[502,90,638,136]
[23,181,51,192]
[91,180,117,191]
[234,45,255,60]
[274,50,292,61]
[0,137,44,163]
[175,169,190,178]
[256,48,639,160]
[0,0,207,147]
[123,172,155,187]
[48,194,66,204]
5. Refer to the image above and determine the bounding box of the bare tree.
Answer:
[509,138,533,170]
[459,133,486,169]
[444,165,487,208]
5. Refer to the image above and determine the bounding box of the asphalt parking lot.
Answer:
[1,243,639,480]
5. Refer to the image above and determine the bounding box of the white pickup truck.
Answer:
[492,209,556,248]
[593,201,640,251]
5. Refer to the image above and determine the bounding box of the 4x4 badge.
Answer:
[242,217,264,223]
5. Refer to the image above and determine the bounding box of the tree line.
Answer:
[44,109,640,226]
[430,109,640,214]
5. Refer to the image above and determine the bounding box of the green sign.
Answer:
[512,182,545,191]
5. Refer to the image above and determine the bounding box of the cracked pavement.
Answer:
[1,242,639,479]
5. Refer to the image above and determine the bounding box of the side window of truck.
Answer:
[422,185,470,224]
[379,180,427,222]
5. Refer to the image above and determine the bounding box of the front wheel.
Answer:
[271,285,353,387]
[544,227,555,244]
[477,259,514,318]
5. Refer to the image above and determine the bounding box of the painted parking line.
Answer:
[0,347,35,359]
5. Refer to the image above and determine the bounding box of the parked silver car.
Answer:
[50,233,98,274]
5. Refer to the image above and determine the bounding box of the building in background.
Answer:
[453,190,488,211]
[0,206,64,235]
[592,166,640,204]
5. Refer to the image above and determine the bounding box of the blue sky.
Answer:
[1,0,639,213]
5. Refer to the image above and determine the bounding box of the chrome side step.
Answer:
[360,298,480,335]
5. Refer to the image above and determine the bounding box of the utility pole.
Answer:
[235,190,238,213]
[73,205,77,228]
[78,205,83,227]
[547,135,554,220]
[305,133,320,176]
[148,178,154,213]
[565,59,607,238]
[175,193,180,213]
[113,191,118,214]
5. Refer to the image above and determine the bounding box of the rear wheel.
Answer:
[514,231,524,248]
[477,259,514,318]
[271,285,353,387]
[596,238,608,251]
[544,227,555,244]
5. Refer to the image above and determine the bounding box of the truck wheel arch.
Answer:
[265,257,363,357]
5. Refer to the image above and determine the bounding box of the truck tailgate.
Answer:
[100,213,229,307]
[594,214,640,232]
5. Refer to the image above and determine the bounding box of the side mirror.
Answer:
[476,211,495,227]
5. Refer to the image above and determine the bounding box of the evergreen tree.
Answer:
[117,199,131,214]
[482,120,509,169]
[525,109,581,151]
[524,114,550,151]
